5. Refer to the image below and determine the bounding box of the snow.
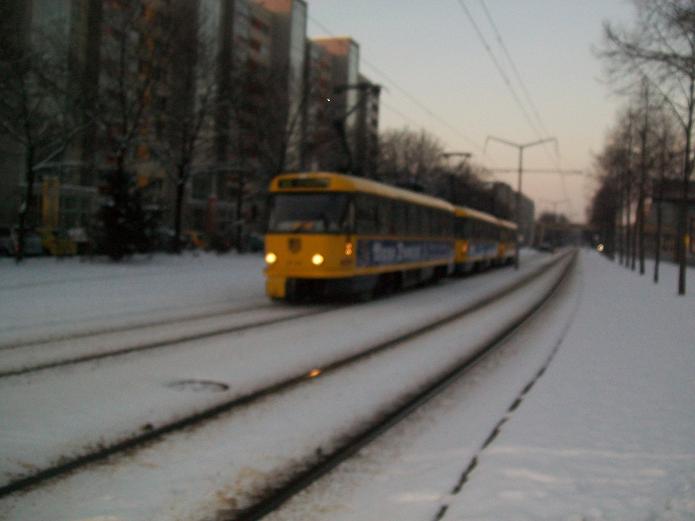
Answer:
[267,252,695,521]
[1,249,693,521]
[0,252,266,346]
[0,250,554,488]
[0,251,568,521]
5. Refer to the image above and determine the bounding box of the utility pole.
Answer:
[332,82,381,177]
[485,136,557,269]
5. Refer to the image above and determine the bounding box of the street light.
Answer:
[485,136,558,269]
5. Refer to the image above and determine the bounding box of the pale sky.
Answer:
[307,0,638,223]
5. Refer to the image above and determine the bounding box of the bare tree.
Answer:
[148,0,218,253]
[376,128,446,192]
[652,111,683,281]
[600,0,695,294]
[94,0,177,258]
[0,13,87,262]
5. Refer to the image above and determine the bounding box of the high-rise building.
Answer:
[303,39,336,171]
[354,73,380,178]
[309,36,362,174]
[251,0,307,172]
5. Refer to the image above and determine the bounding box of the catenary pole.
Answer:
[485,136,557,269]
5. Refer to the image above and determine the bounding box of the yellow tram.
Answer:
[452,206,518,272]
[495,217,518,266]
[264,172,455,300]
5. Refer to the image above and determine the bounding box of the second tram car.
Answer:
[452,206,518,272]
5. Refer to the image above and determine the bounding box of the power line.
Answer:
[478,0,553,144]
[307,14,492,163]
[456,0,565,181]
[458,0,571,212]
[454,0,543,139]
[477,0,563,177]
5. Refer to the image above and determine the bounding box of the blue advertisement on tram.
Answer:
[356,239,453,267]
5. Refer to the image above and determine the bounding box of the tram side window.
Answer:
[355,195,378,235]
[393,201,407,235]
[420,207,429,236]
[439,210,453,237]
[407,205,419,236]
[378,198,392,235]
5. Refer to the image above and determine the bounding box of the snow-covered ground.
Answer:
[1,250,693,521]
[0,251,555,486]
[0,252,266,345]
[268,252,695,521]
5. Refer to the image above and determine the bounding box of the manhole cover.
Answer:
[167,379,229,392]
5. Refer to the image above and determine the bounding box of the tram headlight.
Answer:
[265,252,277,265]
[311,253,325,266]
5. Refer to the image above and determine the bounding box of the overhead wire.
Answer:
[454,0,543,140]
[307,14,494,166]
[461,0,576,217]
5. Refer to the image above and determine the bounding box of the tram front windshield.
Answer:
[268,193,351,233]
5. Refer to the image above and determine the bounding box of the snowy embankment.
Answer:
[0,253,266,346]
[0,250,550,490]
[267,251,695,521]
[0,251,568,521]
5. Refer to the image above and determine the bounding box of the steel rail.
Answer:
[0,306,337,378]
[231,251,576,521]
[0,251,573,499]
[0,302,274,352]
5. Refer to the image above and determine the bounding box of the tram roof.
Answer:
[496,218,518,230]
[270,172,454,212]
[453,205,500,225]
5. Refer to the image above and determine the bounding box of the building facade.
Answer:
[308,36,360,174]
[0,0,380,250]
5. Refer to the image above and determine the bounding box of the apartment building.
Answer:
[1,0,378,247]
[309,36,361,174]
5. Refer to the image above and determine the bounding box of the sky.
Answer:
[306,0,639,223]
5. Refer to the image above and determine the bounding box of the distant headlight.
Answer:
[311,253,325,266]
[596,244,605,253]
[265,252,277,264]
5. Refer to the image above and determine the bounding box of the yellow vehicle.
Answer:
[38,228,77,256]
[495,217,518,265]
[453,206,513,272]
[264,172,455,300]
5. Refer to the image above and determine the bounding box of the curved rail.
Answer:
[232,251,576,520]
[0,251,574,500]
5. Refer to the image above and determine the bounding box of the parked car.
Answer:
[38,228,77,256]
[2,228,45,256]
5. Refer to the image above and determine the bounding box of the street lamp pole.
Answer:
[485,136,557,269]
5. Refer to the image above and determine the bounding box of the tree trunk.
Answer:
[236,170,245,253]
[677,84,694,296]
[15,144,36,264]
[624,170,632,268]
[173,166,186,254]
[654,180,663,284]
[638,96,648,275]
[617,175,624,265]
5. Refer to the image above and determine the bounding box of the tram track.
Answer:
[0,251,573,501]
[0,304,338,378]
[231,251,577,521]
[0,300,273,351]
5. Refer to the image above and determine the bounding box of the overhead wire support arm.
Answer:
[485,136,558,270]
